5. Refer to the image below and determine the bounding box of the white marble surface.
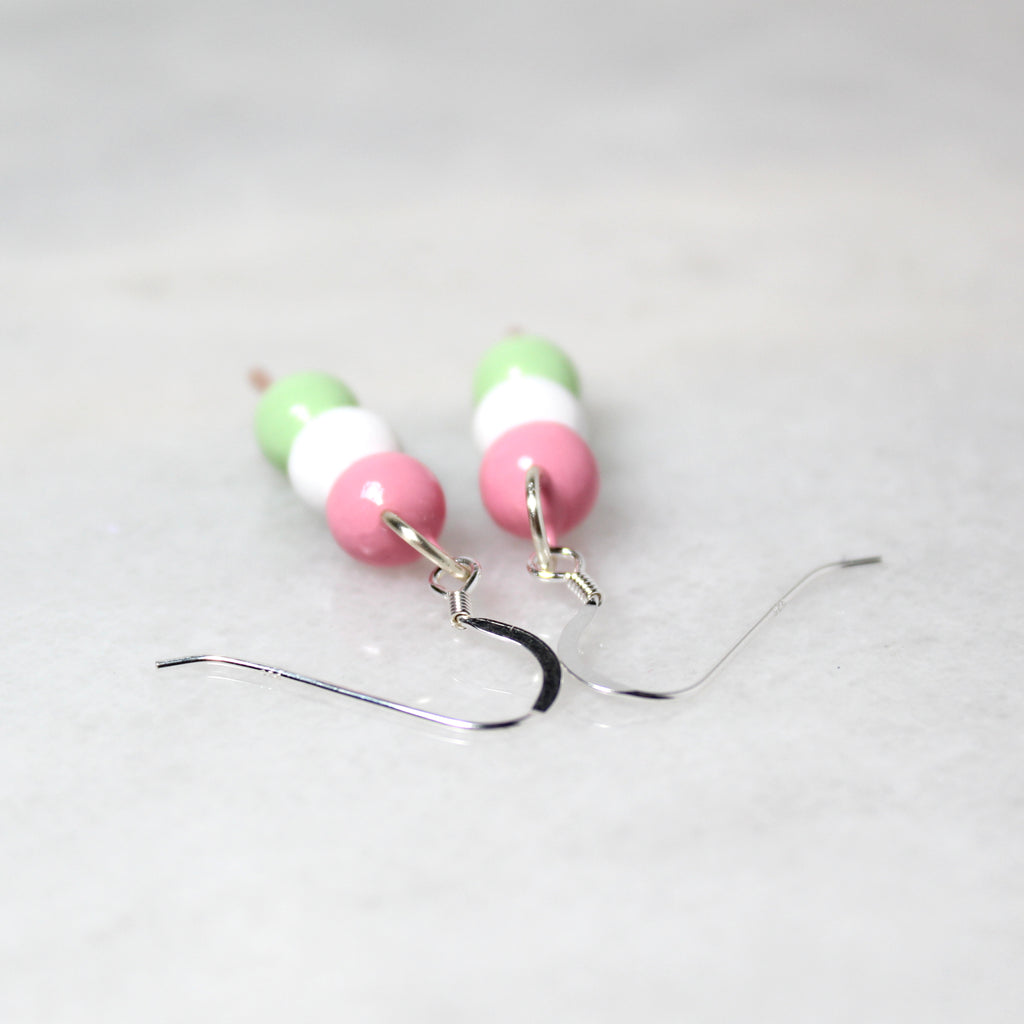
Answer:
[2,1,1022,1021]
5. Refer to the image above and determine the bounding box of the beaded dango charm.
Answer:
[473,335,600,544]
[157,369,561,730]
[471,334,882,699]
[253,370,443,567]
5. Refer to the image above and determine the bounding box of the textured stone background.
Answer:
[2,2,1021,1020]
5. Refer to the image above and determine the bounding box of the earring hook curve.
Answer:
[156,614,559,729]
[523,466,881,698]
[555,556,881,699]
[157,512,562,730]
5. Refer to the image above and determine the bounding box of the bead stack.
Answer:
[473,335,600,542]
[254,371,446,567]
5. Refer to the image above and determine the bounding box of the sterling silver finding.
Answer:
[158,508,561,730]
[521,466,881,699]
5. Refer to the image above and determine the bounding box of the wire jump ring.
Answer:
[381,509,472,581]
[526,546,586,581]
[429,557,481,596]
[525,465,554,572]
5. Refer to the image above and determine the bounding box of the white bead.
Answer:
[473,375,587,451]
[288,406,400,510]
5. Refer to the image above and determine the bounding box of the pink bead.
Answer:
[326,452,446,566]
[479,422,599,541]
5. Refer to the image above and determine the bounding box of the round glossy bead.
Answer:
[255,372,358,471]
[479,422,599,540]
[472,375,587,451]
[472,335,580,405]
[287,407,400,511]
[326,452,446,566]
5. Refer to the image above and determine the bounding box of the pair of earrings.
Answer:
[158,335,880,730]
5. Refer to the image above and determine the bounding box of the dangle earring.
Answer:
[158,370,561,730]
[470,334,881,699]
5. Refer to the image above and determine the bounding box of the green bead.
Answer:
[255,372,358,470]
[472,334,581,405]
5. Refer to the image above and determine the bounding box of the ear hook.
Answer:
[158,512,561,730]
[524,466,881,699]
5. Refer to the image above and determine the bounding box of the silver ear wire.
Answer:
[523,466,881,699]
[553,555,881,699]
[158,512,561,730]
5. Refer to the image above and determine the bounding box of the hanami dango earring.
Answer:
[470,334,881,699]
[158,370,561,730]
